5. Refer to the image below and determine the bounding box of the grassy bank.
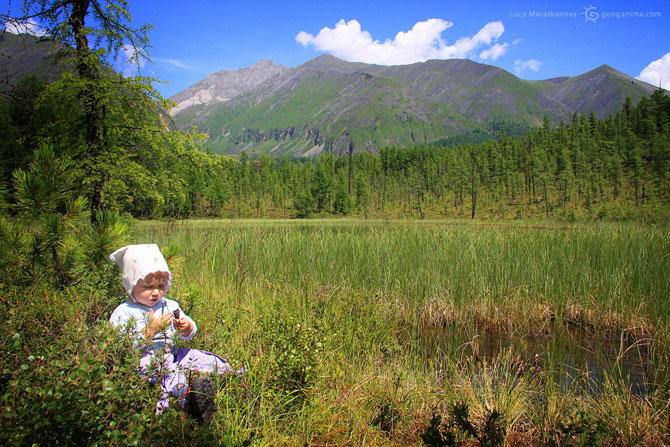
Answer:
[124,219,670,446]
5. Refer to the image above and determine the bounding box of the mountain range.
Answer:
[170,54,658,157]
[0,32,658,158]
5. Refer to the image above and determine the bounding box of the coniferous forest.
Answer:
[1,75,669,221]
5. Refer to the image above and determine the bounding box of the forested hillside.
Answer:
[170,91,670,220]
[2,74,668,220]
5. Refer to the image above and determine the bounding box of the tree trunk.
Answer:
[471,158,477,219]
[347,142,353,195]
[543,179,549,217]
[282,187,286,218]
[471,188,477,219]
[70,0,104,219]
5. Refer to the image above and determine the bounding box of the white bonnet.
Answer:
[109,244,172,299]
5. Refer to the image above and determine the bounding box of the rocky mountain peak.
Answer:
[169,59,288,115]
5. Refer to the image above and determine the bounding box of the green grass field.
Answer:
[126,218,670,446]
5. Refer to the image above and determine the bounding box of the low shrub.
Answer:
[262,315,324,395]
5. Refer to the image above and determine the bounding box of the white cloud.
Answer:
[480,43,509,60]
[296,18,506,65]
[637,52,670,87]
[115,43,146,77]
[515,58,542,74]
[4,18,47,36]
[154,57,194,70]
[448,21,504,58]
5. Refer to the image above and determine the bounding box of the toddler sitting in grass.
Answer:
[109,243,235,421]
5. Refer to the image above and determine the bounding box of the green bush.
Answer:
[0,323,154,445]
[0,144,205,445]
[421,402,506,447]
[0,282,216,446]
[262,316,324,395]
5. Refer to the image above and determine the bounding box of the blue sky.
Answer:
[81,1,670,97]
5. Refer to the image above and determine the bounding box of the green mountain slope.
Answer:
[183,65,474,156]
[364,58,572,125]
[172,55,660,157]
[532,64,657,117]
[0,32,69,89]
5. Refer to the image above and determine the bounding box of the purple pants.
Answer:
[139,346,233,413]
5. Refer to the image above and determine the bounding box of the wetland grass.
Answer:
[131,219,670,445]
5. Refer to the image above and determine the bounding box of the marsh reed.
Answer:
[132,219,670,445]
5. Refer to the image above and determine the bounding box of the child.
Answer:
[108,243,234,420]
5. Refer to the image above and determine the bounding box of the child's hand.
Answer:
[173,316,193,337]
[143,308,174,339]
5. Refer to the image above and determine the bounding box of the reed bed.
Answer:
[130,219,670,446]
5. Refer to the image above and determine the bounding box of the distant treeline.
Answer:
[1,76,668,220]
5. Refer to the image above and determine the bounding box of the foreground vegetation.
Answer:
[2,217,669,446]
[1,2,668,445]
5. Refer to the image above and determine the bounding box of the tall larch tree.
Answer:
[2,0,155,219]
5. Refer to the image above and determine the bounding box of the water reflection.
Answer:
[413,324,653,398]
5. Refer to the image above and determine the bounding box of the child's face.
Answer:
[132,272,169,306]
